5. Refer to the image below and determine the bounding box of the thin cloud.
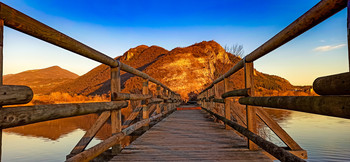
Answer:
[313,44,346,52]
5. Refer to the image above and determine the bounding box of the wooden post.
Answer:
[211,87,215,112]
[214,83,220,115]
[163,89,168,112]
[0,19,4,162]
[348,0,350,71]
[111,66,122,154]
[245,62,258,150]
[224,78,231,129]
[142,79,149,130]
[156,85,161,114]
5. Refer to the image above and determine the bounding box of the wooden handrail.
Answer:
[0,101,128,129]
[0,2,178,95]
[239,96,350,119]
[199,0,347,95]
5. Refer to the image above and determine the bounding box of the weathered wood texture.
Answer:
[68,111,111,158]
[239,96,350,119]
[256,108,302,150]
[202,107,305,162]
[224,78,231,130]
[199,0,347,93]
[0,101,128,129]
[122,106,142,128]
[222,88,251,98]
[245,62,258,150]
[111,67,122,154]
[66,109,174,162]
[0,85,33,105]
[0,3,177,94]
[313,72,350,95]
[112,92,151,101]
[110,109,271,162]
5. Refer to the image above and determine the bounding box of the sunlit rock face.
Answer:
[123,40,239,100]
[54,40,295,101]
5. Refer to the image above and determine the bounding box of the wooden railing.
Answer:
[198,0,350,161]
[0,2,181,162]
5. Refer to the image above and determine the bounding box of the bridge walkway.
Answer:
[110,108,271,161]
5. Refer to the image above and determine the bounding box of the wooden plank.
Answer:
[0,101,127,129]
[256,107,302,150]
[111,109,271,162]
[0,85,33,105]
[111,66,122,154]
[245,62,258,150]
[67,111,111,158]
[239,96,350,119]
[66,109,174,162]
[202,107,305,162]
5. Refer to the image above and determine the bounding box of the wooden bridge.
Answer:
[0,0,349,161]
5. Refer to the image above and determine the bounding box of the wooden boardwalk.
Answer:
[110,108,271,161]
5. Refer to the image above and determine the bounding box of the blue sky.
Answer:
[1,0,348,85]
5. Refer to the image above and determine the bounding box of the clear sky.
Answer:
[1,0,348,85]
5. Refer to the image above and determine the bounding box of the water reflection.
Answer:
[2,109,350,161]
[2,114,116,162]
[261,108,350,162]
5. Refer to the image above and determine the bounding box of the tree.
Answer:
[224,44,244,58]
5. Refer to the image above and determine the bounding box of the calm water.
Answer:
[2,110,350,161]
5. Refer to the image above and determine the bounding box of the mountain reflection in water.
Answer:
[2,109,350,162]
[2,114,134,162]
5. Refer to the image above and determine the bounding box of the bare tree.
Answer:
[224,44,244,58]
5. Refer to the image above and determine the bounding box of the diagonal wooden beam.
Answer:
[122,106,142,129]
[67,111,111,159]
[256,107,302,150]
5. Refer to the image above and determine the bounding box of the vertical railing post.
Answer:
[214,83,220,115]
[211,87,215,112]
[0,19,4,162]
[245,61,258,150]
[224,78,231,130]
[156,85,161,114]
[348,0,350,71]
[163,89,168,112]
[111,65,122,155]
[142,79,149,130]
[206,90,209,109]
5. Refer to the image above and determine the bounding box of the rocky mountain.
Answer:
[51,45,169,95]
[51,41,294,100]
[3,66,79,95]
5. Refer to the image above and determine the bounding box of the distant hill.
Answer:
[3,66,79,95]
[51,45,168,95]
[51,41,295,100]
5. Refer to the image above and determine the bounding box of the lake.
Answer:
[2,109,350,161]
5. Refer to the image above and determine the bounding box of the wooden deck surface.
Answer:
[110,108,271,161]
